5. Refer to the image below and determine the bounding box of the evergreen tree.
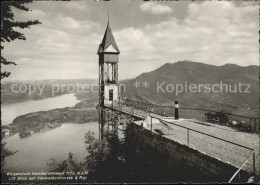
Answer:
[1,142,18,170]
[1,0,41,170]
[1,0,41,79]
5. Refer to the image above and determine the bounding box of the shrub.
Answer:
[205,108,232,125]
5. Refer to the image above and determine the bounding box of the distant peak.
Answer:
[177,60,194,63]
[174,60,204,64]
[222,63,239,67]
[173,60,207,66]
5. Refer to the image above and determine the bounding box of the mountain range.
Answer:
[1,60,259,116]
[122,60,259,116]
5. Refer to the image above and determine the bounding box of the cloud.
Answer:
[111,1,258,79]
[140,2,173,14]
[64,2,88,10]
[2,8,102,80]
[121,1,258,65]
[2,1,258,81]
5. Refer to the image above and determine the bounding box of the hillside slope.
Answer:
[122,61,259,112]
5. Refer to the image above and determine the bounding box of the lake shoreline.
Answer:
[2,103,98,139]
[1,93,98,139]
[4,122,99,173]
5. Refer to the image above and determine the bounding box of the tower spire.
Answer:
[97,13,120,54]
[108,10,109,25]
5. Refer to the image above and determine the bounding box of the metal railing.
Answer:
[228,150,255,183]
[104,97,148,119]
[121,98,259,133]
[103,97,259,133]
[124,98,166,116]
[178,107,259,133]
[101,97,257,182]
[149,115,256,176]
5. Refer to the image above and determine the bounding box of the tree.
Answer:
[48,130,128,183]
[47,113,135,183]
[1,142,17,170]
[1,0,41,79]
[84,131,127,182]
[1,0,40,170]
[48,152,85,173]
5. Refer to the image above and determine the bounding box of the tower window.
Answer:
[109,89,113,101]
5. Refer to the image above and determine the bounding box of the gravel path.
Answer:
[110,104,259,173]
[149,116,259,173]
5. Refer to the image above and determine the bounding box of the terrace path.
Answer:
[104,101,259,175]
[146,115,259,174]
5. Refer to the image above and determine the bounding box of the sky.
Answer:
[2,1,259,81]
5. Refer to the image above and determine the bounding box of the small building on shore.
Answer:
[2,129,10,137]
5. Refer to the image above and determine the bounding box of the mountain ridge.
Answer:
[122,60,259,116]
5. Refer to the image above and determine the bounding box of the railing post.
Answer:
[257,118,260,133]
[187,129,189,146]
[175,101,179,120]
[253,151,256,174]
[250,118,252,132]
[163,106,166,116]
[151,116,153,131]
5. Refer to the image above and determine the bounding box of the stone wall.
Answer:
[127,122,250,183]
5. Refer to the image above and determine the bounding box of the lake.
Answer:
[1,93,80,125]
[1,94,99,172]
[3,122,98,172]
